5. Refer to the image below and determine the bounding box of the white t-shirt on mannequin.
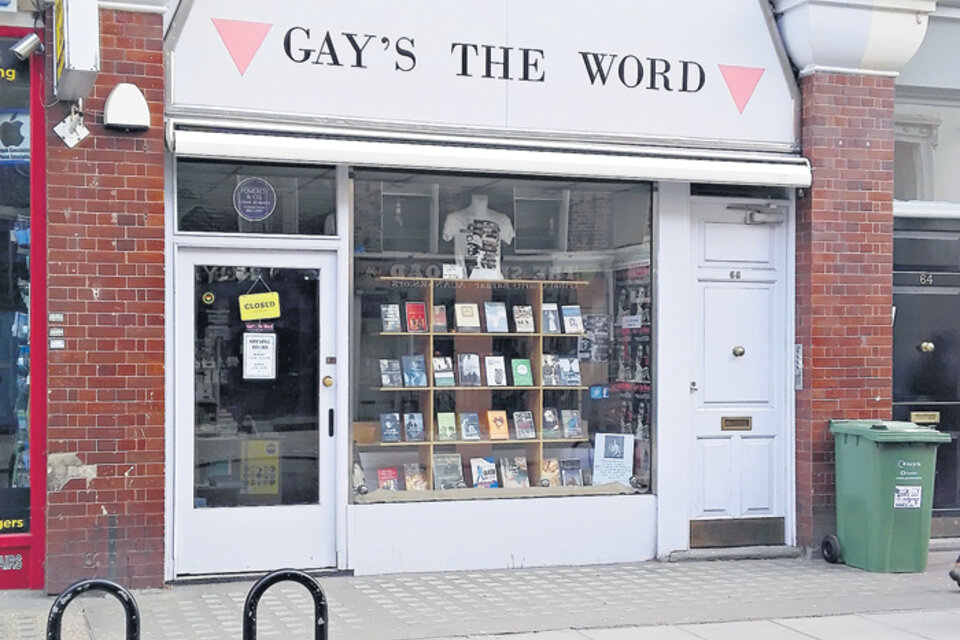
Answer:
[442,195,515,280]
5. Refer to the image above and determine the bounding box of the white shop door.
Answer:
[689,199,789,531]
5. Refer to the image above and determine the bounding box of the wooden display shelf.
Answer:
[379,332,587,338]
[375,386,590,391]
[380,276,590,286]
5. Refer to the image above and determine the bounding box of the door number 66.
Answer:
[729,271,742,280]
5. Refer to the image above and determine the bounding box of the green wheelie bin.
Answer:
[823,420,950,572]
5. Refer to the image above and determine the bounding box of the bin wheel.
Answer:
[821,534,842,564]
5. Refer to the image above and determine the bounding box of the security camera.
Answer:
[10,34,44,61]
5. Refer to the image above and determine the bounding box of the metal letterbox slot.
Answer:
[721,417,752,431]
[910,411,941,425]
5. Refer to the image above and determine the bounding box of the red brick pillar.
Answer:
[795,73,894,548]
[44,9,166,591]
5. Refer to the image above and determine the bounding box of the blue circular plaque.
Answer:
[233,177,277,222]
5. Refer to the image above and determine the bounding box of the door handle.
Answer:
[328,408,334,437]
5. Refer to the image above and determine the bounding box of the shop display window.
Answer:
[351,170,654,501]
[0,40,31,534]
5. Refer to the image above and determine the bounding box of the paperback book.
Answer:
[457,353,483,386]
[541,354,561,386]
[542,407,561,439]
[403,463,428,491]
[405,301,428,332]
[379,412,401,442]
[513,410,537,440]
[433,356,455,387]
[513,305,535,332]
[433,453,465,490]
[380,303,402,332]
[560,458,584,486]
[459,412,481,440]
[484,355,508,387]
[561,304,584,334]
[542,303,561,334]
[454,303,482,332]
[437,412,458,441]
[470,457,499,488]
[432,305,448,333]
[559,356,582,386]
[377,467,400,491]
[541,458,561,487]
[499,456,531,488]
[484,301,509,333]
[511,358,534,386]
[561,409,583,438]
[379,358,403,388]
[402,355,428,387]
[487,410,510,440]
[404,412,425,441]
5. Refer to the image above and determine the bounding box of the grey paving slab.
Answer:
[678,620,817,640]
[861,610,960,640]
[581,627,701,640]
[776,614,929,640]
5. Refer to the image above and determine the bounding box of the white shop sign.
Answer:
[170,0,798,151]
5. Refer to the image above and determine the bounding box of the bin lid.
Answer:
[829,420,951,443]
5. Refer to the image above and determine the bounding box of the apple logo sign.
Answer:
[0,113,25,148]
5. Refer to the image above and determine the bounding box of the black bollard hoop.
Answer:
[46,578,140,640]
[242,568,328,640]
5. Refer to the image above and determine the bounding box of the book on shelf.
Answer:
[432,305,448,333]
[433,453,465,490]
[437,412,458,441]
[560,458,584,486]
[561,409,583,438]
[457,353,483,386]
[499,456,530,488]
[559,356,582,386]
[459,412,481,440]
[513,305,535,333]
[542,303,561,334]
[377,467,400,491]
[511,358,534,386]
[541,354,561,386]
[484,301,509,333]
[541,458,561,487]
[433,356,455,387]
[484,355,508,387]
[561,304,584,334]
[454,303,482,332]
[542,407,561,439]
[401,354,428,387]
[379,358,403,388]
[404,412,425,441]
[470,457,499,488]
[380,304,402,332]
[379,412,401,442]
[487,410,509,440]
[404,463,428,491]
[513,410,536,440]
[405,301,428,332]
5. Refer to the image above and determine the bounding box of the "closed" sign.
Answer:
[239,292,280,321]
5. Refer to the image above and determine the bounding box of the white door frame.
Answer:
[656,184,796,557]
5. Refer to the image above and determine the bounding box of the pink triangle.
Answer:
[212,18,273,76]
[718,65,765,114]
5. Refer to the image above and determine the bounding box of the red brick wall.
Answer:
[795,73,894,548]
[44,9,165,591]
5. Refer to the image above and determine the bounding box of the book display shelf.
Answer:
[354,276,598,495]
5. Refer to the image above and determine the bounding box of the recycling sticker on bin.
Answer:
[894,485,922,509]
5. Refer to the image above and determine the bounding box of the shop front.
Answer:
[164,0,809,577]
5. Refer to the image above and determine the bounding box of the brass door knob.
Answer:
[732,346,746,357]
[919,341,935,353]
[322,376,335,387]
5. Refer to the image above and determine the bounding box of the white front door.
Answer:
[689,199,788,530]
[173,247,338,575]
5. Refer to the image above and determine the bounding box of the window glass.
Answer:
[0,40,31,535]
[895,104,960,202]
[176,160,336,235]
[351,170,653,501]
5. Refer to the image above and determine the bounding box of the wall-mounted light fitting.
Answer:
[9,33,44,61]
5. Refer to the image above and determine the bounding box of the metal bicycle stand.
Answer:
[46,578,140,640]
[243,569,328,640]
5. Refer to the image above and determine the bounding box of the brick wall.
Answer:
[795,73,894,548]
[44,9,165,591]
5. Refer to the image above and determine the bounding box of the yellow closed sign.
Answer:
[239,292,280,321]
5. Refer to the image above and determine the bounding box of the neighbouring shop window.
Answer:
[351,170,654,501]
[894,105,960,203]
[0,40,31,534]
[176,160,336,235]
